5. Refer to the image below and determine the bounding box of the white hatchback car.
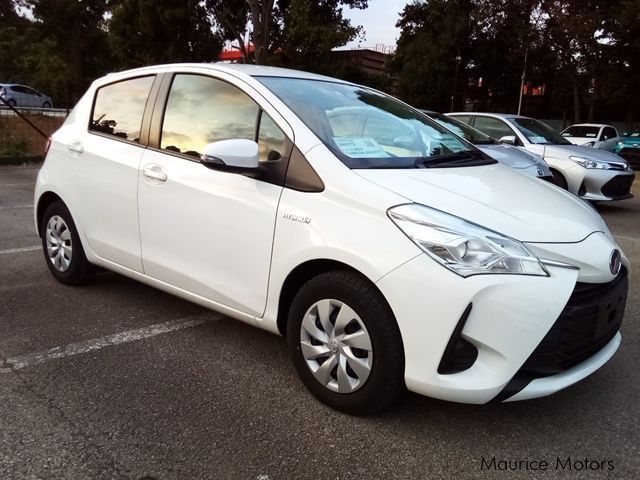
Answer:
[35,64,629,413]
[449,113,635,202]
[560,123,620,151]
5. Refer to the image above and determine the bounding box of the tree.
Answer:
[277,0,365,71]
[108,0,222,69]
[235,0,367,65]
[25,0,112,103]
[207,0,250,63]
[390,0,472,111]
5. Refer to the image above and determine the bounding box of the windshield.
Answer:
[423,111,495,145]
[561,126,600,138]
[257,77,491,168]
[512,118,572,145]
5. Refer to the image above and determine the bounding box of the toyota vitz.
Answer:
[35,64,629,413]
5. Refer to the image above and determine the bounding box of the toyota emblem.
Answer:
[609,249,622,275]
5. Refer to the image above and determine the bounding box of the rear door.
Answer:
[69,74,160,271]
[23,86,42,107]
[137,72,292,316]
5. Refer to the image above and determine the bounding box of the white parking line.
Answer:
[0,245,40,255]
[0,204,33,210]
[0,183,34,187]
[1,314,219,373]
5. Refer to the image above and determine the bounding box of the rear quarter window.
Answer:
[89,75,155,143]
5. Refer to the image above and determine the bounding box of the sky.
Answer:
[341,0,411,50]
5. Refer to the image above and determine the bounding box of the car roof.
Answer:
[105,63,349,84]
[565,123,611,128]
[448,112,527,120]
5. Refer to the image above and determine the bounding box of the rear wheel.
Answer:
[7,99,16,107]
[42,101,51,108]
[287,270,405,414]
[41,200,95,285]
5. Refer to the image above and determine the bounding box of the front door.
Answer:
[138,73,291,316]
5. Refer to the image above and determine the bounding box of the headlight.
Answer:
[570,156,611,169]
[388,204,548,277]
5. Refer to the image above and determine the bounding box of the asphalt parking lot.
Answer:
[1,165,639,480]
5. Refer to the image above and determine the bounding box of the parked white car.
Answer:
[449,113,635,201]
[421,110,551,180]
[560,123,620,151]
[0,83,53,108]
[35,64,629,413]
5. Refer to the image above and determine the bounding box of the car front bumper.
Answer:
[375,232,628,404]
[562,163,635,201]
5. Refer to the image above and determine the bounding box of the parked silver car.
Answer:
[449,113,634,202]
[421,110,551,180]
[0,84,53,108]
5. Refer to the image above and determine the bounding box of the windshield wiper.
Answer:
[414,150,493,168]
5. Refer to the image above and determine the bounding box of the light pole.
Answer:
[517,47,528,115]
[450,50,462,112]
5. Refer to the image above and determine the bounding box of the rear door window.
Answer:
[90,75,155,143]
[451,114,471,125]
[473,116,515,140]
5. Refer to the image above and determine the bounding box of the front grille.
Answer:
[520,268,628,376]
[492,268,628,402]
[601,174,635,199]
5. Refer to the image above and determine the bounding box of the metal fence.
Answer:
[0,105,69,118]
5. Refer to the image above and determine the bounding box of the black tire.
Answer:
[550,169,568,190]
[41,200,95,285]
[42,101,51,108]
[287,270,405,414]
[7,99,17,107]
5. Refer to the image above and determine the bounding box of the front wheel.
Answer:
[287,270,405,414]
[42,101,51,108]
[551,169,568,190]
[41,200,95,285]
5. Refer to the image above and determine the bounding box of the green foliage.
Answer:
[392,0,640,124]
[1,137,28,157]
[390,0,472,111]
[109,0,223,69]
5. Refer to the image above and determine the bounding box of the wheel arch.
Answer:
[276,258,395,337]
[36,191,64,236]
[549,167,568,189]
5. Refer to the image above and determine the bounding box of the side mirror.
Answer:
[499,135,517,145]
[201,139,259,170]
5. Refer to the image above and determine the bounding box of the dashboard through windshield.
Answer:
[512,118,572,146]
[257,77,494,168]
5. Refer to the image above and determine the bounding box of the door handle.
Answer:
[142,164,167,182]
[67,140,84,154]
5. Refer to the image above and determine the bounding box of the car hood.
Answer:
[621,136,640,146]
[565,137,595,146]
[356,163,608,243]
[528,143,628,165]
[475,143,547,170]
